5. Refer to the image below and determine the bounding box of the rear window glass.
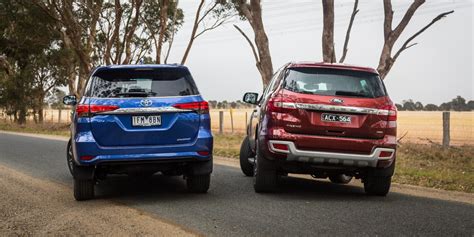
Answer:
[89,68,199,98]
[283,67,386,98]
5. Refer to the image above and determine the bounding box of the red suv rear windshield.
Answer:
[283,67,387,98]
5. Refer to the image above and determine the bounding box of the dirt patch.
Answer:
[0,164,197,237]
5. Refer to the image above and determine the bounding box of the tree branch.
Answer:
[393,10,454,61]
[233,24,259,64]
[339,0,359,63]
[390,0,425,43]
[180,0,205,64]
[164,0,180,64]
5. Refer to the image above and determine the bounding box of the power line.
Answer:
[170,3,470,47]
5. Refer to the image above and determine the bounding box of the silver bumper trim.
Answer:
[268,140,394,167]
[98,107,191,115]
[295,103,389,115]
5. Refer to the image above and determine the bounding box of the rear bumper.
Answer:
[72,130,213,166]
[268,140,395,168]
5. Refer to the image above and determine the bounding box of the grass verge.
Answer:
[215,133,474,193]
[1,122,472,193]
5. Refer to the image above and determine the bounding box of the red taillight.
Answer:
[75,104,119,117]
[379,151,393,158]
[75,105,90,117]
[173,101,209,114]
[267,97,297,113]
[80,155,95,161]
[197,151,210,156]
[377,104,397,121]
[272,143,289,151]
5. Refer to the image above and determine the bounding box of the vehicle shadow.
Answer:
[93,170,389,203]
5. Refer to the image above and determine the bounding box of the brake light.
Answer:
[377,104,397,121]
[173,101,209,114]
[75,104,119,117]
[76,105,90,117]
[268,97,297,113]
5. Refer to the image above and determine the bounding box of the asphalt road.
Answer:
[0,132,473,236]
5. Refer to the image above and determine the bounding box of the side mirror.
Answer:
[243,92,259,105]
[63,95,77,106]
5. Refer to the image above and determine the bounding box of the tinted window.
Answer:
[89,68,199,98]
[283,68,386,98]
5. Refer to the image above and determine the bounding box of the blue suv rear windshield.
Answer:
[283,67,387,98]
[88,67,199,98]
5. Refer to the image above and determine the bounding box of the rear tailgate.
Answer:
[281,90,390,140]
[89,96,201,147]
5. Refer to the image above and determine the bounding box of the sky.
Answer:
[164,0,473,104]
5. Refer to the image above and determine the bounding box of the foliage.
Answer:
[397,96,472,111]
[0,0,64,124]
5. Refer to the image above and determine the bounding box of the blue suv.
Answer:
[63,65,213,200]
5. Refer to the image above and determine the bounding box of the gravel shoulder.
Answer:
[0,164,197,236]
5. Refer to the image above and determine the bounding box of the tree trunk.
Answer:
[18,107,27,125]
[250,0,273,87]
[238,0,274,87]
[38,107,44,124]
[322,0,336,63]
[156,0,169,64]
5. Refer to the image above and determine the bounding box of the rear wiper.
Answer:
[335,91,371,98]
[114,92,157,97]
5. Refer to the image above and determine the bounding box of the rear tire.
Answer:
[187,174,210,193]
[74,179,95,201]
[67,139,74,176]
[329,174,353,184]
[239,137,255,177]
[364,175,391,196]
[253,141,277,193]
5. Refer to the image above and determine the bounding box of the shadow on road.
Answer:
[94,172,385,203]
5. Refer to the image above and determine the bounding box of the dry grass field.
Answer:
[210,109,473,146]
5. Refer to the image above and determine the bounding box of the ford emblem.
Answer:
[331,98,344,104]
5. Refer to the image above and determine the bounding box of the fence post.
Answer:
[230,108,234,133]
[58,109,62,123]
[219,111,224,134]
[442,111,450,148]
[245,112,248,128]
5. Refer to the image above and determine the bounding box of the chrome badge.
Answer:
[330,98,344,104]
[140,99,153,107]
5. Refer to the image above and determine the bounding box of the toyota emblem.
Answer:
[140,99,152,107]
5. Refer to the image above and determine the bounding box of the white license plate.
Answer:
[132,115,161,127]
[321,113,352,123]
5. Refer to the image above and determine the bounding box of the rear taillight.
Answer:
[377,104,397,121]
[268,97,297,113]
[79,155,95,161]
[197,151,210,156]
[173,101,209,114]
[75,104,119,117]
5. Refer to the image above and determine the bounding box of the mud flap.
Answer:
[73,165,95,180]
[369,160,396,177]
[188,158,213,175]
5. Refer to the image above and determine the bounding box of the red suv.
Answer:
[240,62,397,196]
